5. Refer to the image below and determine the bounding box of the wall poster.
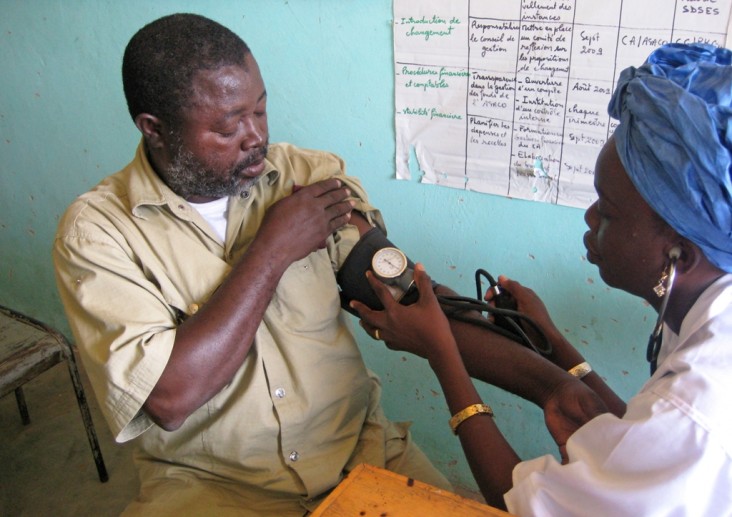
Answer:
[394,0,732,208]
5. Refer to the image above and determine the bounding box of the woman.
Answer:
[351,43,732,515]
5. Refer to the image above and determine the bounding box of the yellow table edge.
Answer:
[311,463,514,516]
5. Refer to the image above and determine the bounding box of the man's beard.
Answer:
[164,139,268,199]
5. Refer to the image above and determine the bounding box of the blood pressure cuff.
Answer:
[337,226,419,315]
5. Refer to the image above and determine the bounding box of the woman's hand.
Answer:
[486,275,560,340]
[350,263,456,361]
[489,276,627,417]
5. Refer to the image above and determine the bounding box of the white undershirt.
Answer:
[188,197,229,243]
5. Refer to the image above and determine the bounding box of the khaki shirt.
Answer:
[53,142,409,504]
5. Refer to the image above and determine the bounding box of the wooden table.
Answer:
[311,464,514,516]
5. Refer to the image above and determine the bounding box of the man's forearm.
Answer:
[540,326,626,417]
[445,311,572,408]
[433,283,570,407]
[145,179,357,430]
[144,239,290,430]
[434,283,622,419]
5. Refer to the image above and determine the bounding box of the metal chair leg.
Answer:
[1,305,110,483]
[65,352,109,483]
[14,386,31,425]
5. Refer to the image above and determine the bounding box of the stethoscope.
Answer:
[646,247,681,375]
[437,269,552,356]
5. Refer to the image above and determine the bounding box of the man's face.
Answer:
[161,53,269,202]
[583,136,672,302]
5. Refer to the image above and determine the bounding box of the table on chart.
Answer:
[394,0,732,208]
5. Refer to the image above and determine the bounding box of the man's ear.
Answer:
[134,113,167,150]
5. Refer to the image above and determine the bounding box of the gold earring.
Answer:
[653,247,682,298]
[653,266,670,298]
[647,247,681,375]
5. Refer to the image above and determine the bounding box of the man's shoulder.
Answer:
[56,168,134,239]
[265,142,347,188]
[267,142,344,169]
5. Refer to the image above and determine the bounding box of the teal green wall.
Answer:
[1,0,654,492]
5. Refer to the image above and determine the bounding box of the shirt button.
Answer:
[188,303,200,315]
[274,388,286,399]
[289,451,299,462]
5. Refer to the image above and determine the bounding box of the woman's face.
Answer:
[583,136,673,303]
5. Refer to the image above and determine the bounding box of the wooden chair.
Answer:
[0,304,108,482]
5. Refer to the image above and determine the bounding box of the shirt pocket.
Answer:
[269,251,341,332]
[157,286,204,326]
[153,259,229,325]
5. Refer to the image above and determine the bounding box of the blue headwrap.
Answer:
[609,43,732,273]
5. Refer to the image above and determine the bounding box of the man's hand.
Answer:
[542,378,610,463]
[256,178,354,264]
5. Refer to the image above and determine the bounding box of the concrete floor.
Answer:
[0,361,139,516]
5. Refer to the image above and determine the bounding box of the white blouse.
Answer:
[505,275,732,516]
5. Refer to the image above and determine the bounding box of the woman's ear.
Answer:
[134,113,166,150]
[672,240,701,275]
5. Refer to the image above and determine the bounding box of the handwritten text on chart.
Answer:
[393,0,732,208]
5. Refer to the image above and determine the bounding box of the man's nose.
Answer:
[241,118,266,149]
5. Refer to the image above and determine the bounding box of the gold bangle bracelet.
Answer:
[449,403,494,435]
[568,361,592,379]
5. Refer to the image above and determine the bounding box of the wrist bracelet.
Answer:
[568,361,592,379]
[449,403,493,435]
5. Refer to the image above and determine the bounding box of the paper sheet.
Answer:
[394,0,732,208]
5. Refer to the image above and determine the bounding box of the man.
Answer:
[53,13,449,515]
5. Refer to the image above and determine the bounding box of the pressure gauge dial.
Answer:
[372,247,409,281]
[371,247,416,303]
